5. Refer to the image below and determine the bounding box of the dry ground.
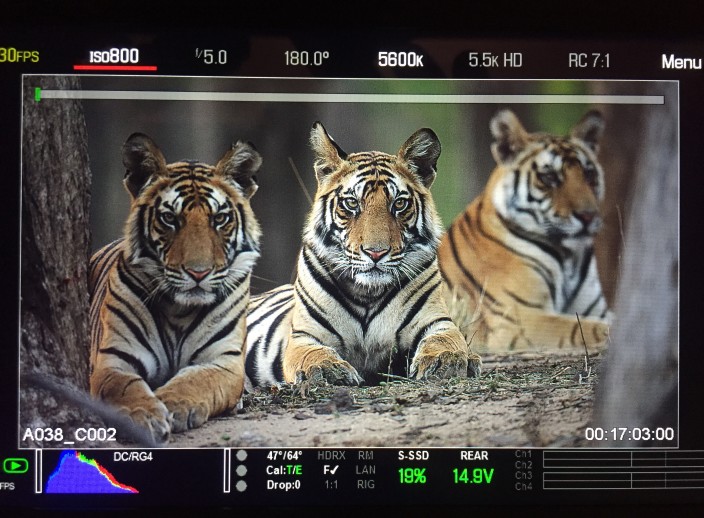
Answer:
[166,351,600,448]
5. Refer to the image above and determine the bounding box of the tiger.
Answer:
[245,122,481,389]
[438,109,611,352]
[89,132,262,443]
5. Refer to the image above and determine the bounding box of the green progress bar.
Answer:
[34,87,41,102]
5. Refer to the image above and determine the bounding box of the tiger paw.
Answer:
[295,360,363,386]
[467,351,482,378]
[156,391,210,433]
[578,319,610,348]
[410,350,469,380]
[121,398,172,444]
[594,322,610,342]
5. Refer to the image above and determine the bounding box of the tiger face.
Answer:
[489,110,605,241]
[122,133,262,306]
[304,123,444,297]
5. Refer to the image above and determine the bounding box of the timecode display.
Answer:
[585,427,675,442]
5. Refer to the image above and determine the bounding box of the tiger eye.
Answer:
[583,167,598,188]
[213,213,230,226]
[538,171,560,187]
[159,211,177,226]
[394,198,410,212]
[342,198,359,212]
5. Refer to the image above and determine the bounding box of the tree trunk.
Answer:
[591,82,649,305]
[20,75,102,446]
[592,83,678,445]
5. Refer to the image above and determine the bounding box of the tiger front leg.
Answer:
[410,325,482,380]
[90,368,171,444]
[283,334,363,386]
[486,310,610,351]
[154,353,245,433]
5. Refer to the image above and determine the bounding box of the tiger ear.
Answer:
[490,109,530,164]
[571,110,604,154]
[122,133,168,199]
[310,122,347,183]
[215,140,263,199]
[398,128,441,188]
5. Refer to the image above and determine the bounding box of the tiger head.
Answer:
[304,122,444,297]
[489,109,605,241]
[121,133,262,306]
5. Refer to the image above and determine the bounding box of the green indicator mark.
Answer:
[452,467,494,484]
[286,464,303,475]
[34,87,41,102]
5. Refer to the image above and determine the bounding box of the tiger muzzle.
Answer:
[184,267,213,282]
[574,209,601,234]
[361,246,390,263]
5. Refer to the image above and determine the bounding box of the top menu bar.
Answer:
[1,33,702,79]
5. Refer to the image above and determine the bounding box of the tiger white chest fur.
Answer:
[291,246,453,382]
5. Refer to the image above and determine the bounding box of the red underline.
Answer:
[73,65,157,71]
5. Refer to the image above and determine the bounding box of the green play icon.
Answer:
[3,458,28,474]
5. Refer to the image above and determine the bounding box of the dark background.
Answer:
[1,0,701,513]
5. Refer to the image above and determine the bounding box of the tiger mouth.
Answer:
[183,284,213,294]
[575,227,598,238]
[352,258,400,273]
[335,258,397,281]
[351,268,397,288]
[361,264,394,274]
[542,215,601,239]
[161,274,219,302]
[349,260,404,287]
[567,220,601,238]
[546,226,593,241]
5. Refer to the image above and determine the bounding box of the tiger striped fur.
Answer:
[245,123,481,389]
[89,133,262,443]
[439,109,611,352]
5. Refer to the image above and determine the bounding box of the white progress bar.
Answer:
[36,90,665,104]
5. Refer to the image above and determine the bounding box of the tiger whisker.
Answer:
[251,274,281,286]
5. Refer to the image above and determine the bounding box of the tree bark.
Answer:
[592,83,678,445]
[591,82,649,305]
[20,75,102,446]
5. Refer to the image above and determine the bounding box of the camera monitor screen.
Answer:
[1,10,700,513]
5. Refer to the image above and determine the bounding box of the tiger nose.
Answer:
[361,247,390,263]
[184,267,212,281]
[574,210,597,227]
